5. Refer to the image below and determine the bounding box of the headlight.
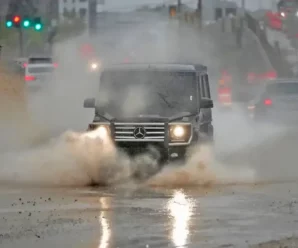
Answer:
[85,124,110,139]
[91,63,98,70]
[89,60,101,71]
[96,126,109,137]
[172,126,185,138]
[169,123,192,144]
[281,12,286,17]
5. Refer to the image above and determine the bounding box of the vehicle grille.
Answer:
[114,122,165,142]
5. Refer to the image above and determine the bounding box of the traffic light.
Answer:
[6,20,13,28]
[33,17,43,31]
[5,15,43,31]
[13,15,21,27]
[5,15,13,28]
[22,17,31,28]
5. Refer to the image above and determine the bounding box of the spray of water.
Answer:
[147,145,256,188]
[0,129,132,187]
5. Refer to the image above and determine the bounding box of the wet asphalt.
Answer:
[1,180,298,248]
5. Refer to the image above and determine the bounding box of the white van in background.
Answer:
[24,63,56,90]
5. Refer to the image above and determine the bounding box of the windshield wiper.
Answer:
[156,92,174,109]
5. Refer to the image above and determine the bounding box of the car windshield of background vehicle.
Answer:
[28,58,53,64]
[98,70,197,117]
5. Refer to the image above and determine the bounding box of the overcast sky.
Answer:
[101,0,279,11]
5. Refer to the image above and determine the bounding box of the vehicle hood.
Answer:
[112,115,168,123]
[96,112,195,123]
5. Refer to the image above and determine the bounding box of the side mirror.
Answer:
[83,97,95,108]
[201,98,213,108]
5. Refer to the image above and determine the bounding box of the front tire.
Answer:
[199,124,214,145]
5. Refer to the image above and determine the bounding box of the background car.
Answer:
[248,78,298,125]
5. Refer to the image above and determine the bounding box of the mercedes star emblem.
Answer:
[133,127,146,139]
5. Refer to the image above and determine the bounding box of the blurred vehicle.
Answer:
[266,11,283,30]
[87,58,102,73]
[277,0,298,31]
[277,0,298,18]
[17,55,57,69]
[248,78,298,125]
[24,63,56,90]
[83,63,214,178]
[266,1,298,31]
[217,70,232,109]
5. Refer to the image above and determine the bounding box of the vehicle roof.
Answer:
[102,63,207,72]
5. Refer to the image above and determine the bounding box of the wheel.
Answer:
[130,147,165,181]
[199,124,214,145]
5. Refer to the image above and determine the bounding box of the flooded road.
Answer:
[1,182,298,248]
[2,10,298,248]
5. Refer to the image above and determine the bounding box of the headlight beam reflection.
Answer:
[167,190,195,247]
[98,198,111,248]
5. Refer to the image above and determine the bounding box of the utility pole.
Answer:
[197,0,202,29]
[239,0,246,47]
[177,0,181,13]
[18,28,24,57]
[88,0,98,36]
[221,0,226,32]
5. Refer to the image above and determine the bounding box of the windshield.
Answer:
[28,67,54,74]
[28,57,53,64]
[266,82,298,95]
[97,69,197,117]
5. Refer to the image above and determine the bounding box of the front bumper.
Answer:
[116,141,188,162]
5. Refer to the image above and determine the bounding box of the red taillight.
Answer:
[53,63,58,68]
[25,75,36,81]
[218,87,231,94]
[23,63,27,68]
[264,98,272,106]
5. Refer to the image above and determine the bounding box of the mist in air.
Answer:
[0,1,297,189]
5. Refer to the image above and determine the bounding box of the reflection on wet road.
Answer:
[98,197,111,248]
[167,190,194,248]
[1,183,298,248]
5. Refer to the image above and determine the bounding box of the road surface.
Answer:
[1,11,298,248]
[1,176,298,248]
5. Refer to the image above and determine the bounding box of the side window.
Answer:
[200,74,206,98]
[200,74,211,98]
[204,74,211,98]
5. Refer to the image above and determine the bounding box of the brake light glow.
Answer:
[264,98,272,106]
[218,87,231,94]
[25,75,36,81]
[53,63,58,68]
[23,62,27,68]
